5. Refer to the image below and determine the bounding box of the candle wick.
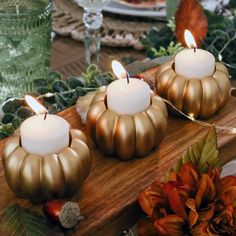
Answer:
[43,112,48,120]
[194,47,196,53]
[126,73,130,84]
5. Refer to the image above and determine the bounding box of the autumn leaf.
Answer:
[171,128,221,175]
[175,0,208,47]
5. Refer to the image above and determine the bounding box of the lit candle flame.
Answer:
[25,95,48,115]
[111,60,128,80]
[184,29,197,49]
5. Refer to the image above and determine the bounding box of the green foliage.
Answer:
[203,12,236,78]
[0,64,113,140]
[141,7,236,78]
[140,27,181,59]
[0,124,15,139]
[173,128,221,174]
[230,0,236,8]
[147,41,183,58]
[1,204,48,236]
[2,99,22,113]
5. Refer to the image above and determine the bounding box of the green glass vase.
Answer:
[0,0,52,102]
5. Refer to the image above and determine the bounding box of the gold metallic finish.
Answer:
[200,77,221,118]
[152,95,168,119]
[216,62,229,76]
[167,75,187,111]
[156,60,231,119]
[96,110,118,156]
[114,115,136,160]
[133,112,155,157]
[146,106,167,146]
[86,92,168,160]
[2,129,92,203]
[86,92,107,142]
[184,79,202,117]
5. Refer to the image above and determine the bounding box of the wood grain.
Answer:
[0,37,236,236]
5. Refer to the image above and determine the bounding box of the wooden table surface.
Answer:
[1,37,236,236]
[50,36,145,77]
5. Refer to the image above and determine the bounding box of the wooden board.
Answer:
[1,85,236,236]
[1,37,236,235]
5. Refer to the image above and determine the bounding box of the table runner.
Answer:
[52,0,165,49]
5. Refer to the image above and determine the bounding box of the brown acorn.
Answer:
[43,200,83,229]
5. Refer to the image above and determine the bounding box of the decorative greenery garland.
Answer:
[0,65,113,139]
[141,1,236,79]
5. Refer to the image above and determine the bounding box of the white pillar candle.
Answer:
[20,96,70,156]
[175,30,215,79]
[107,78,150,115]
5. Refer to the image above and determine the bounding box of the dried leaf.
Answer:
[172,128,221,175]
[175,0,208,47]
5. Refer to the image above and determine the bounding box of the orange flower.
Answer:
[138,163,236,236]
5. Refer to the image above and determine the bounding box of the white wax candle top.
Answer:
[107,78,150,115]
[175,49,215,79]
[20,114,70,156]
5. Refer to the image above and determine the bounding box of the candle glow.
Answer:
[184,29,197,49]
[107,60,150,115]
[21,95,70,155]
[111,60,128,80]
[25,95,48,115]
[175,29,215,79]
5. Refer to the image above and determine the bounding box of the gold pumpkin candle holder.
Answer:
[86,91,168,160]
[2,129,92,203]
[155,59,231,119]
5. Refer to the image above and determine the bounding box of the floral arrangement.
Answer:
[138,128,236,236]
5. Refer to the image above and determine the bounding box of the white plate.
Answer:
[104,1,166,18]
[113,0,166,9]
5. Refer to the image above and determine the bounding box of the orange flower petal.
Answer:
[186,198,198,227]
[139,190,164,217]
[191,222,211,236]
[168,171,178,182]
[220,176,236,188]
[195,174,215,208]
[163,182,188,220]
[178,163,199,188]
[212,209,233,226]
[151,181,164,193]
[218,186,236,206]
[153,206,169,220]
[209,209,235,235]
[207,168,220,185]
[198,203,215,221]
[137,218,157,236]
[154,214,186,236]
[219,176,236,206]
